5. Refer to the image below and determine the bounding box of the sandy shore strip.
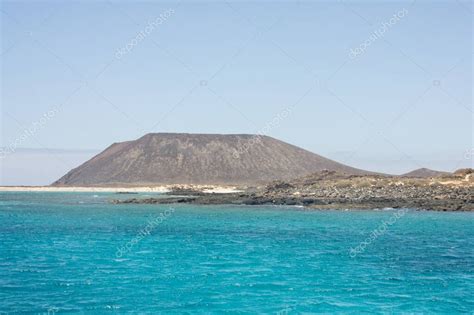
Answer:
[0,185,243,194]
[0,186,170,193]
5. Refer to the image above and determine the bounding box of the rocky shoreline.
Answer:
[112,170,474,211]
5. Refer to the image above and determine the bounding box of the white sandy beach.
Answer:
[0,185,243,194]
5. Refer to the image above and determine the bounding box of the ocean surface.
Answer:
[0,192,473,314]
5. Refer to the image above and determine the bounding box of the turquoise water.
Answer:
[0,192,473,314]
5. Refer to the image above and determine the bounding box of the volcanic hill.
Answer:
[53,133,372,186]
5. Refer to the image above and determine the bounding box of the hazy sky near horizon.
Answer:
[1,0,473,185]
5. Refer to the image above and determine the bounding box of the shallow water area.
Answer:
[0,192,473,313]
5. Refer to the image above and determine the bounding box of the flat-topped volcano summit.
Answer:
[53,133,371,186]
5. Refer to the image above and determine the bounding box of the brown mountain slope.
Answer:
[53,133,373,186]
[402,168,449,178]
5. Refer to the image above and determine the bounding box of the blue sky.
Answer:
[1,0,473,185]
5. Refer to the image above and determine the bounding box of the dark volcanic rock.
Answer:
[112,171,474,211]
